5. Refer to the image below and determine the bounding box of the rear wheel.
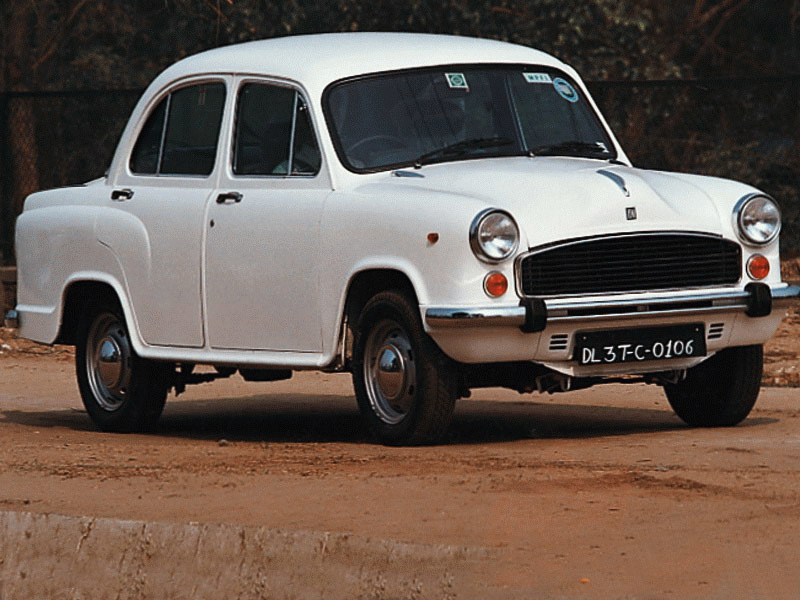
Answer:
[76,300,170,432]
[663,345,762,427]
[352,291,457,445]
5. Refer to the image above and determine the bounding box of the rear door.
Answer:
[103,77,229,347]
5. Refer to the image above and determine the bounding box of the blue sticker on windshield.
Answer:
[553,77,579,103]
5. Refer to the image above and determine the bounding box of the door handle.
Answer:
[111,188,134,201]
[216,191,243,204]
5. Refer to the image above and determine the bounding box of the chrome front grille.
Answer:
[518,233,741,297]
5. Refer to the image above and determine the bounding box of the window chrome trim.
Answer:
[155,94,171,175]
[286,92,299,175]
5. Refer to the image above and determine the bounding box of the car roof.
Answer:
[151,32,571,94]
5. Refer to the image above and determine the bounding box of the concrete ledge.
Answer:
[0,511,502,599]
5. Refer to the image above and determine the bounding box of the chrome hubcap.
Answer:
[364,319,416,425]
[376,344,405,400]
[97,338,123,388]
[86,313,132,412]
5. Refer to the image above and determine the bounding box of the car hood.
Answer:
[402,157,725,249]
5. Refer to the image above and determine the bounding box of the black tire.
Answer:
[663,345,763,427]
[352,291,457,445]
[75,299,170,432]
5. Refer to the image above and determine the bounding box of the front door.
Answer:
[204,78,330,352]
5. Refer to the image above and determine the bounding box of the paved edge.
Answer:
[0,510,505,600]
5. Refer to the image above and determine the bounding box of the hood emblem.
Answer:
[626,207,637,220]
[598,169,630,197]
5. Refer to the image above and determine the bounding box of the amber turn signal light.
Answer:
[484,271,508,297]
[747,254,770,280]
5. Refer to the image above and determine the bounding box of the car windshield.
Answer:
[325,65,616,172]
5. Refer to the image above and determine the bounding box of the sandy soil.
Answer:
[1,307,799,598]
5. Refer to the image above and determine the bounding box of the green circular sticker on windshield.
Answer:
[445,72,469,89]
[553,77,579,103]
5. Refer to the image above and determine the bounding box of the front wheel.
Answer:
[352,291,457,445]
[76,301,170,432]
[663,345,763,427]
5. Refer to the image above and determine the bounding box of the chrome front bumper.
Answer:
[425,284,800,331]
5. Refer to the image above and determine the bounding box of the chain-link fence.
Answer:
[0,89,142,264]
[1,77,798,265]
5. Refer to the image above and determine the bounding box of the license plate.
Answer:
[575,324,706,366]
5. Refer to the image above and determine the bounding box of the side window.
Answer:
[129,82,226,177]
[233,82,321,177]
[234,84,294,176]
[130,98,167,175]
[161,84,226,175]
[291,98,322,175]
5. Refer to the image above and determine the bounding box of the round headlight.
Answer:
[736,194,781,245]
[470,209,519,263]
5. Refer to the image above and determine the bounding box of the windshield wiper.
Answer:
[413,137,514,168]
[528,141,611,158]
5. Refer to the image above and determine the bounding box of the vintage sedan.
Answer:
[9,33,799,444]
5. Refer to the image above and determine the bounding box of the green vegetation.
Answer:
[1,1,798,257]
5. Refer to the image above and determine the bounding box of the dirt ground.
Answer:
[1,305,799,598]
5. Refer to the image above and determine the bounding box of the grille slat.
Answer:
[534,257,734,276]
[519,234,741,296]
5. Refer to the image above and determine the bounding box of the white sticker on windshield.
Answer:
[553,77,579,102]
[523,72,552,84]
[445,73,469,89]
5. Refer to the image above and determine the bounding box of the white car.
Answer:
[9,33,799,444]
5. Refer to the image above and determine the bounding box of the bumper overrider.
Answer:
[425,282,800,331]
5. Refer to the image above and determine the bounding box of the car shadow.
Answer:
[448,398,776,444]
[0,391,779,446]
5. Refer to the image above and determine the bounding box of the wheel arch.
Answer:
[56,277,131,346]
[336,268,420,370]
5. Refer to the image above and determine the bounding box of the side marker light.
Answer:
[747,255,770,280]
[484,272,508,297]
